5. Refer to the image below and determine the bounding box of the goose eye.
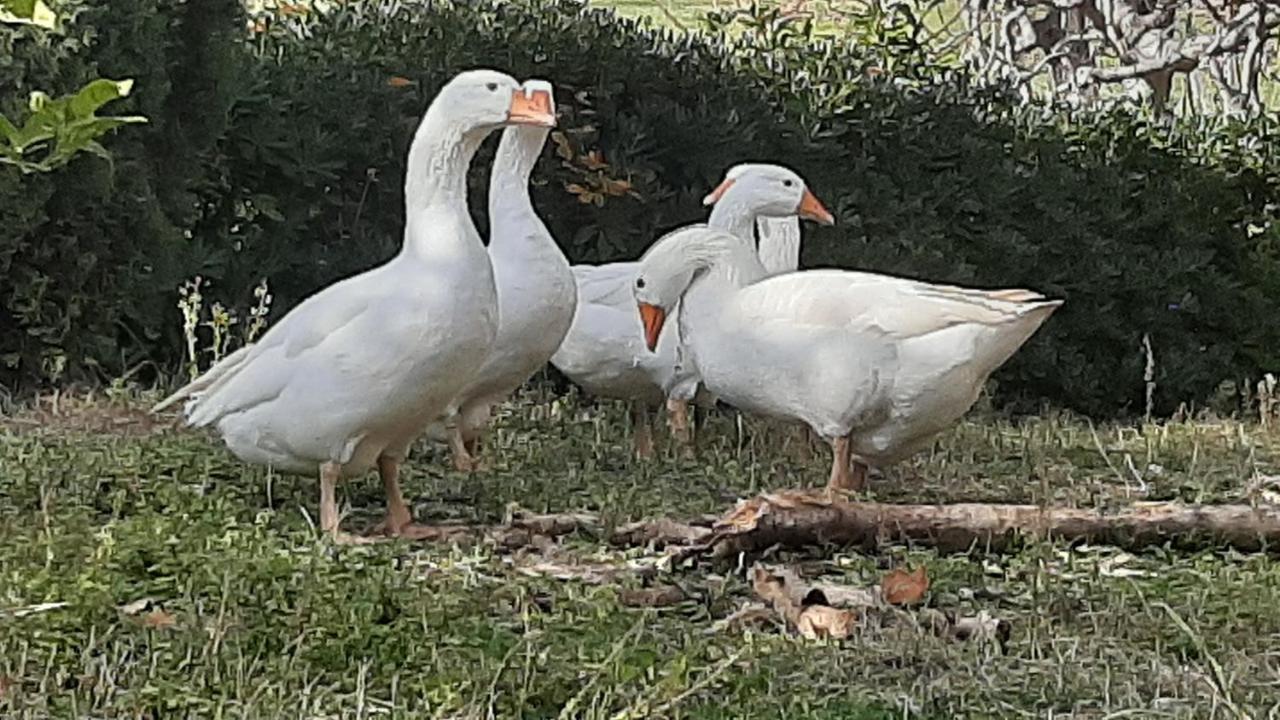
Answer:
[783,179,795,188]
[486,82,498,92]
[636,278,646,289]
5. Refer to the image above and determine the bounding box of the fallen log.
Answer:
[678,489,1280,556]
[395,493,1280,557]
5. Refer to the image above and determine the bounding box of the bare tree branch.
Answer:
[951,0,1277,114]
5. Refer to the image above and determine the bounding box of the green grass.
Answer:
[3,388,1280,718]
[590,0,887,34]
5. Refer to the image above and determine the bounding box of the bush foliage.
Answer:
[1,0,244,383]
[1,0,1278,416]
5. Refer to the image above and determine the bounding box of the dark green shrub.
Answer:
[0,0,244,384]
[2,0,1278,417]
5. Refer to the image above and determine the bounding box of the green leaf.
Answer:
[70,79,136,118]
[0,0,57,28]
[0,115,18,145]
[1,78,144,172]
[80,140,114,163]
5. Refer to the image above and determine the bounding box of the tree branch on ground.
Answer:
[679,489,1280,557]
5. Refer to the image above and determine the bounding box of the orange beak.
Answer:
[702,178,735,206]
[507,85,556,128]
[798,189,835,225]
[638,302,667,352]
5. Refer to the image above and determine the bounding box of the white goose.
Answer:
[433,81,577,471]
[551,164,832,455]
[633,226,1062,490]
[152,70,557,541]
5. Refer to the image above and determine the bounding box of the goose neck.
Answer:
[707,196,760,246]
[488,126,547,202]
[686,233,763,293]
[404,108,490,215]
[756,217,801,276]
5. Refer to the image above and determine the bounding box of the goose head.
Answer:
[633,268,678,353]
[632,227,740,351]
[438,69,557,130]
[703,163,834,225]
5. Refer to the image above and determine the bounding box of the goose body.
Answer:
[551,164,831,454]
[188,230,497,477]
[153,70,557,539]
[634,227,1061,489]
[434,111,578,470]
[551,296,677,405]
[552,264,696,408]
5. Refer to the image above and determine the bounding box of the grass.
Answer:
[3,387,1280,718]
[591,0,899,34]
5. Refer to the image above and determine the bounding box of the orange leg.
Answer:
[461,432,489,471]
[827,435,867,492]
[448,425,476,472]
[318,461,377,545]
[666,397,695,458]
[379,455,413,534]
[377,454,468,541]
[850,458,869,492]
[320,461,341,535]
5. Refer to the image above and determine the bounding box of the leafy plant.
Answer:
[1,0,144,173]
[0,78,145,173]
[0,0,55,27]
[0,0,244,388]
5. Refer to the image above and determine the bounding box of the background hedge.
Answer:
[2,0,1278,417]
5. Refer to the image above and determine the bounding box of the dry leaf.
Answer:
[581,150,608,170]
[881,566,929,606]
[386,76,414,88]
[751,565,857,640]
[751,565,795,617]
[0,674,14,700]
[716,497,770,533]
[795,605,856,640]
[602,178,632,196]
[551,132,574,160]
[141,609,177,630]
